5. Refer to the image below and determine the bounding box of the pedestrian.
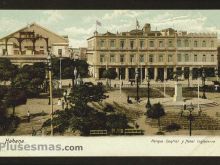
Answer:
[65,102,69,109]
[32,127,36,136]
[69,83,71,88]
[183,101,186,110]
[57,98,61,106]
[62,100,65,109]
[127,96,132,104]
[180,110,183,117]
[135,123,139,129]
[41,128,45,136]
[27,110,30,123]
[63,90,67,102]
[198,106,202,116]
[114,84,116,88]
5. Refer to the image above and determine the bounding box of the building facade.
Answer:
[0,23,69,66]
[69,47,87,61]
[87,23,218,81]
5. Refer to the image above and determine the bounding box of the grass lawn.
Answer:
[158,87,198,98]
[122,87,164,98]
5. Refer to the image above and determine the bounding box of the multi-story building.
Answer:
[69,47,87,61]
[87,23,218,81]
[218,40,220,68]
[0,23,69,66]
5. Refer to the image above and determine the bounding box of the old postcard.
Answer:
[0,10,220,156]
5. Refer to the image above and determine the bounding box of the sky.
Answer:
[0,10,220,47]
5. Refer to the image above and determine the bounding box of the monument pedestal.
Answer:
[173,82,183,102]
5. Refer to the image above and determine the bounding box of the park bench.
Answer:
[124,129,144,135]
[90,130,108,136]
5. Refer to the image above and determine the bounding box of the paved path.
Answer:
[9,81,220,136]
[9,98,62,136]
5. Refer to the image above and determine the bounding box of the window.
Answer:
[110,40,115,48]
[100,40,105,47]
[202,55,206,62]
[159,40,164,47]
[140,40,144,49]
[168,54,173,62]
[202,40,206,47]
[168,40,173,47]
[194,55,197,62]
[130,40,134,49]
[177,54,181,62]
[39,50,44,54]
[194,41,198,47]
[120,40,125,49]
[100,54,105,63]
[130,54,135,63]
[120,54,125,63]
[58,49,62,56]
[211,55,214,62]
[3,49,6,55]
[140,54,144,62]
[185,54,189,62]
[184,40,189,47]
[149,54,154,62]
[177,40,181,47]
[149,41,154,47]
[110,54,115,63]
[159,54,163,62]
[211,41,214,47]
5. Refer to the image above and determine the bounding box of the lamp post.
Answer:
[146,74,151,109]
[197,74,200,111]
[201,68,207,99]
[59,55,62,89]
[135,68,139,102]
[215,68,219,82]
[187,69,192,87]
[163,78,166,97]
[77,73,83,85]
[119,65,122,95]
[184,103,195,136]
[47,53,53,136]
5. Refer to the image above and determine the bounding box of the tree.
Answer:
[13,63,46,97]
[69,82,107,115]
[0,58,18,85]
[51,58,89,86]
[42,82,108,135]
[102,69,117,88]
[184,69,190,87]
[0,86,8,120]
[173,70,183,82]
[147,102,165,132]
[106,113,128,134]
[5,88,27,116]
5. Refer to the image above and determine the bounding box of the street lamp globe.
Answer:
[135,68,139,78]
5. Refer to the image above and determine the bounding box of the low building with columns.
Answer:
[0,22,69,66]
[87,23,218,81]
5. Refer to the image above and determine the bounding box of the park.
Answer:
[1,57,220,137]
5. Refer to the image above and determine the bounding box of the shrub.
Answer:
[165,123,181,132]
[156,131,165,135]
